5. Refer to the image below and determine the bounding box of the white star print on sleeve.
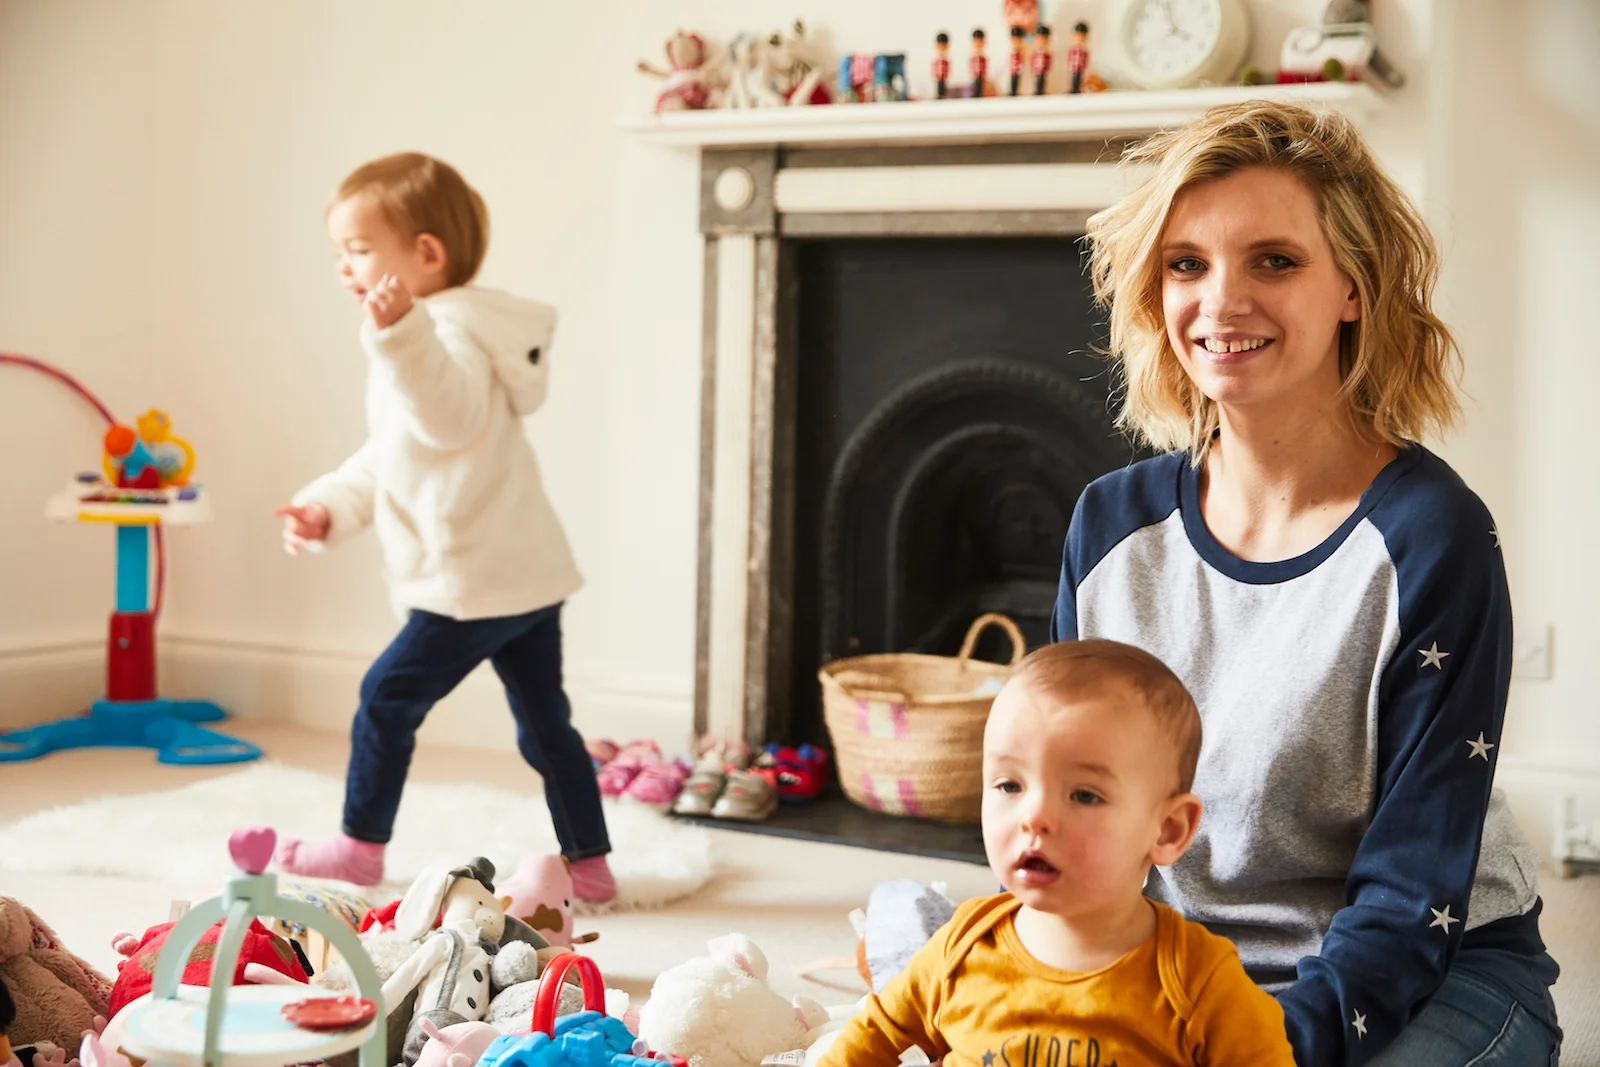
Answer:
[1351,1011,1367,1038]
[1466,733,1495,760]
[1429,906,1459,933]
[1418,642,1450,669]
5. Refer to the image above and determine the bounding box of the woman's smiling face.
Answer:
[1161,166,1363,418]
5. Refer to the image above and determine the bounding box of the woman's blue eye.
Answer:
[994,780,1021,794]
[1169,257,1204,274]
[1071,789,1104,805]
[1263,254,1297,270]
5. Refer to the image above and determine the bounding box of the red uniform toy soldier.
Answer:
[1068,21,1090,94]
[933,32,951,99]
[969,28,988,98]
[1008,26,1026,96]
[1031,24,1053,95]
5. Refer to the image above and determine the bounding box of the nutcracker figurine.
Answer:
[1008,26,1026,96]
[1068,21,1090,94]
[1031,24,1053,95]
[969,28,989,98]
[933,31,951,99]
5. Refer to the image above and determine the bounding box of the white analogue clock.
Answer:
[1109,0,1252,90]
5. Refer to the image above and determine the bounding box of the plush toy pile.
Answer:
[3,861,947,1067]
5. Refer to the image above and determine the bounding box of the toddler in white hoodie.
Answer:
[272,152,613,899]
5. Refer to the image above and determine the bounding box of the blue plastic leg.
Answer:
[0,698,260,765]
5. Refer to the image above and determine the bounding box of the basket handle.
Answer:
[529,951,607,1036]
[957,614,1026,668]
[828,669,911,705]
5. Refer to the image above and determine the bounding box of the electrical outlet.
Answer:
[1512,624,1553,680]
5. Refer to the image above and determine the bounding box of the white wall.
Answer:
[2,1,1595,825]
[1428,0,1600,846]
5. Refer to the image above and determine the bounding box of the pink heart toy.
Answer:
[229,826,278,875]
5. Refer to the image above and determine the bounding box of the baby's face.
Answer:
[327,195,441,305]
[982,678,1186,919]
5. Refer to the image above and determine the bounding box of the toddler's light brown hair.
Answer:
[334,152,489,288]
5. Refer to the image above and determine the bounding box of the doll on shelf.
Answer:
[1031,25,1054,95]
[968,28,989,98]
[1008,26,1026,96]
[933,32,951,99]
[1068,21,1091,94]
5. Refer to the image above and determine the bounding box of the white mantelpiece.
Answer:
[624,82,1386,149]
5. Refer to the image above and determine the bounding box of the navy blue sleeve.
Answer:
[1278,474,1512,1066]
[1049,496,1084,643]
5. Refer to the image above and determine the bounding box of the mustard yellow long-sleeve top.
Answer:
[819,894,1296,1067]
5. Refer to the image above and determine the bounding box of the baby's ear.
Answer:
[1148,792,1202,867]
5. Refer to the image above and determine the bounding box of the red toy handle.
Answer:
[529,952,607,1036]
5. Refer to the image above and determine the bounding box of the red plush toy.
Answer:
[107,918,308,1016]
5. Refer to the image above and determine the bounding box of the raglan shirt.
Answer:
[1050,447,1558,1066]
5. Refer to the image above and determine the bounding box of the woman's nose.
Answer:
[1199,262,1251,323]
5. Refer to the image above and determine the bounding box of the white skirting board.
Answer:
[0,637,695,758]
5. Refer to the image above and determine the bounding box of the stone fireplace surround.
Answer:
[627,85,1385,756]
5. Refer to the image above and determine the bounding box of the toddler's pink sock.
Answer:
[568,855,617,903]
[275,833,385,886]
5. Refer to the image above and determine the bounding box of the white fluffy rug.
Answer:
[0,762,713,911]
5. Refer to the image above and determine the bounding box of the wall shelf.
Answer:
[623,82,1387,149]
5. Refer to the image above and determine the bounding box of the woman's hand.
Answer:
[272,502,331,555]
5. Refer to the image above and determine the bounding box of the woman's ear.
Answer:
[1341,277,1362,323]
[414,232,449,281]
[1149,792,1203,867]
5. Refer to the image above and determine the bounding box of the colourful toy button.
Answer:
[281,996,377,1031]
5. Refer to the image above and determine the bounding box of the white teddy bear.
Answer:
[637,934,828,1067]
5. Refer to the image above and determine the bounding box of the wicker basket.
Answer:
[818,614,1026,824]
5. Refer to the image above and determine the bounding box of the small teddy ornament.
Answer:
[725,21,830,109]
[637,30,726,112]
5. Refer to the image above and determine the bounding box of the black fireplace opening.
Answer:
[784,236,1137,750]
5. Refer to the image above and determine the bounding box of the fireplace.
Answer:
[789,236,1131,748]
[628,88,1382,858]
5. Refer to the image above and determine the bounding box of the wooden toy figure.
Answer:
[1008,26,1026,95]
[969,28,988,98]
[1031,24,1054,95]
[1068,21,1090,94]
[933,32,951,98]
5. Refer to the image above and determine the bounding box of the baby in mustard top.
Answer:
[819,640,1295,1067]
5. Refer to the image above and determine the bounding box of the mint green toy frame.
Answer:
[148,871,386,1067]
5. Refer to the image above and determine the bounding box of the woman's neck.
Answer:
[1200,401,1398,562]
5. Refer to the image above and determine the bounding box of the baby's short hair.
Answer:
[1010,639,1202,793]
[333,152,489,288]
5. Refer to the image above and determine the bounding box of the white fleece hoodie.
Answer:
[293,286,581,621]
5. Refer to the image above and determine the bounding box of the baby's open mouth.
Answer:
[1018,851,1058,874]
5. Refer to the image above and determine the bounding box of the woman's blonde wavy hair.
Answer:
[1084,101,1462,458]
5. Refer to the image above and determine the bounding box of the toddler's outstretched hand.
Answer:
[273,502,331,555]
[364,273,413,330]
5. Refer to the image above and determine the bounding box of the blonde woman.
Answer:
[1054,103,1561,1066]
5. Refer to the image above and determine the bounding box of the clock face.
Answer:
[1127,0,1224,81]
